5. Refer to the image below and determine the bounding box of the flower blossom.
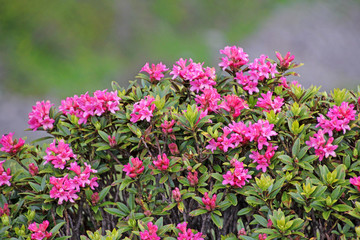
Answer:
[141,62,169,82]
[153,153,170,171]
[176,222,204,240]
[130,96,156,123]
[202,192,217,211]
[220,95,249,119]
[0,132,25,154]
[276,51,295,69]
[350,176,360,191]
[0,160,11,187]
[123,157,144,178]
[28,100,54,131]
[172,187,181,202]
[0,203,10,217]
[43,139,77,169]
[161,120,176,140]
[249,143,278,172]
[49,174,79,204]
[222,160,252,188]
[69,162,98,191]
[168,143,180,155]
[194,87,221,112]
[28,220,52,240]
[219,46,249,71]
[306,129,338,161]
[29,163,39,176]
[139,222,160,240]
[258,233,267,240]
[256,91,284,113]
[187,171,198,186]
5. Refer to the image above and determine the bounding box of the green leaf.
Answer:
[332,213,354,227]
[237,207,252,216]
[292,138,300,157]
[332,204,353,212]
[104,208,127,217]
[189,209,208,217]
[98,130,109,142]
[56,205,65,218]
[98,186,111,202]
[227,193,238,206]
[50,221,66,236]
[120,178,135,191]
[253,214,268,227]
[211,212,223,229]
[29,182,42,193]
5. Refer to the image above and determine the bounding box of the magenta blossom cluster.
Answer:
[123,157,144,178]
[170,58,216,93]
[0,132,25,154]
[202,192,217,211]
[218,46,249,71]
[130,96,156,123]
[195,87,221,113]
[140,62,169,82]
[220,95,249,119]
[316,102,356,137]
[139,222,160,240]
[68,162,98,191]
[234,54,278,95]
[350,176,360,191]
[222,160,252,188]
[0,160,11,187]
[153,153,170,171]
[276,51,295,69]
[161,120,176,140]
[28,100,55,131]
[306,129,337,161]
[256,91,284,114]
[59,89,120,125]
[43,139,77,169]
[29,163,39,176]
[0,203,10,216]
[187,171,198,186]
[250,143,278,172]
[172,187,181,202]
[176,222,204,240]
[28,220,52,240]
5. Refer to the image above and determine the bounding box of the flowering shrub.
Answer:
[1,46,360,240]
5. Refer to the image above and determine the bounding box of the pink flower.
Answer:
[123,157,144,178]
[234,72,260,95]
[69,162,98,191]
[187,171,198,186]
[222,160,251,188]
[202,192,217,211]
[91,192,100,205]
[238,228,246,236]
[29,163,39,176]
[153,153,170,171]
[219,46,249,71]
[0,132,25,154]
[194,87,221,113]
[130,96,156,123]
[267,219,273,228]
[28,100,54,131]
[0,203,10,216]
[249,55,278,80]
[139,222,160,240]
[49,174,79,204]
[258,233,267,240]
[161,120,176,134]
[43,139,77,169]
[256,91,284,113]
[306,129,338,161]
[206,139,220,153]
[108,136,117,147]
[350,176,360,191]
[141,62,169,82]
[168,143,180,155]
[176,222,204,240]
[220,95,249,119]
[276,51,295,69]
[28,220,52,240]
[172,187,181,202]
[0,160,11,187]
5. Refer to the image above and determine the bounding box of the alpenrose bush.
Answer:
[1,46,360,240]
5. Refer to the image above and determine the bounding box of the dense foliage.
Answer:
[1,46,360,240]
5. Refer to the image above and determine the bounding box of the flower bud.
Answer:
[238,228,246,236]
[172,187,181,202]
[168,143,179,155]
[91,192,100,205]
[28,163,38,176]
[108,136,117,147]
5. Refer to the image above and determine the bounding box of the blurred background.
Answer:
[1,0,360,139]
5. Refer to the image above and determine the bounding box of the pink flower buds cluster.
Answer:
[130,96,156,123]
[220,95,249,119]
[170,58,216,93]
[43,139,77,169]
[276,51,295,69]
[28,100,55,131]
[219,46,249,71]
[168,143,180,155]
[187,171,198,186]
[202,192,217,211]
[0,132,25,154]
[258,233,267,240]
[59,89,120,125]
[139,222,160,240]
[176,222,204,240]
[256,91,284,114]
[91,192,100,205]
[153,153,170,171]
[140,62,169,83]
[222,160,252,188]
[29,163,39,176]
[172,187,181,202]
[0,203,10,216]
[249,143,278,172]
[0,160,11,187]
[306,129,337,161]
[28,220,52,240]
[108,135,117,147]
[161,120,176,140]
[123,157,144,178]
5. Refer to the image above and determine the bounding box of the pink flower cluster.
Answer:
[130,96,156,123]
[0,160,11,187]
[187,171,198,186]
[0,203,10,216]
[0,132,25,154]
[176,222,204,240]
[194,87,221,113]
[279,77,301,89]
[258,233,267,240]
[29,163,39,176]
[276,51,295,69]
[218,46,249,71]
[28,220,52,240]
[43,139,77,169]
[59,90,120,124]
[170,58,216,93]
[256,91,284,113]
[306,129,337,161]
[316,102,356,136]
[249,143,278,172]
[350,176,360,191]
[140,62,169,82]
[28,100,55,131]
[234,55,278,95]
[220,95,249,119]
[153,153,170,171]
[123,157,144,178]
[222,160,252,188]
[140,222,160,240]
[202,192,217,211]
[161,120,176,140]
[206,119,277,153]
[68,162,98,191]
[172,187,181,202]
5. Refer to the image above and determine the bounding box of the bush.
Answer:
[1,46,360,240]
